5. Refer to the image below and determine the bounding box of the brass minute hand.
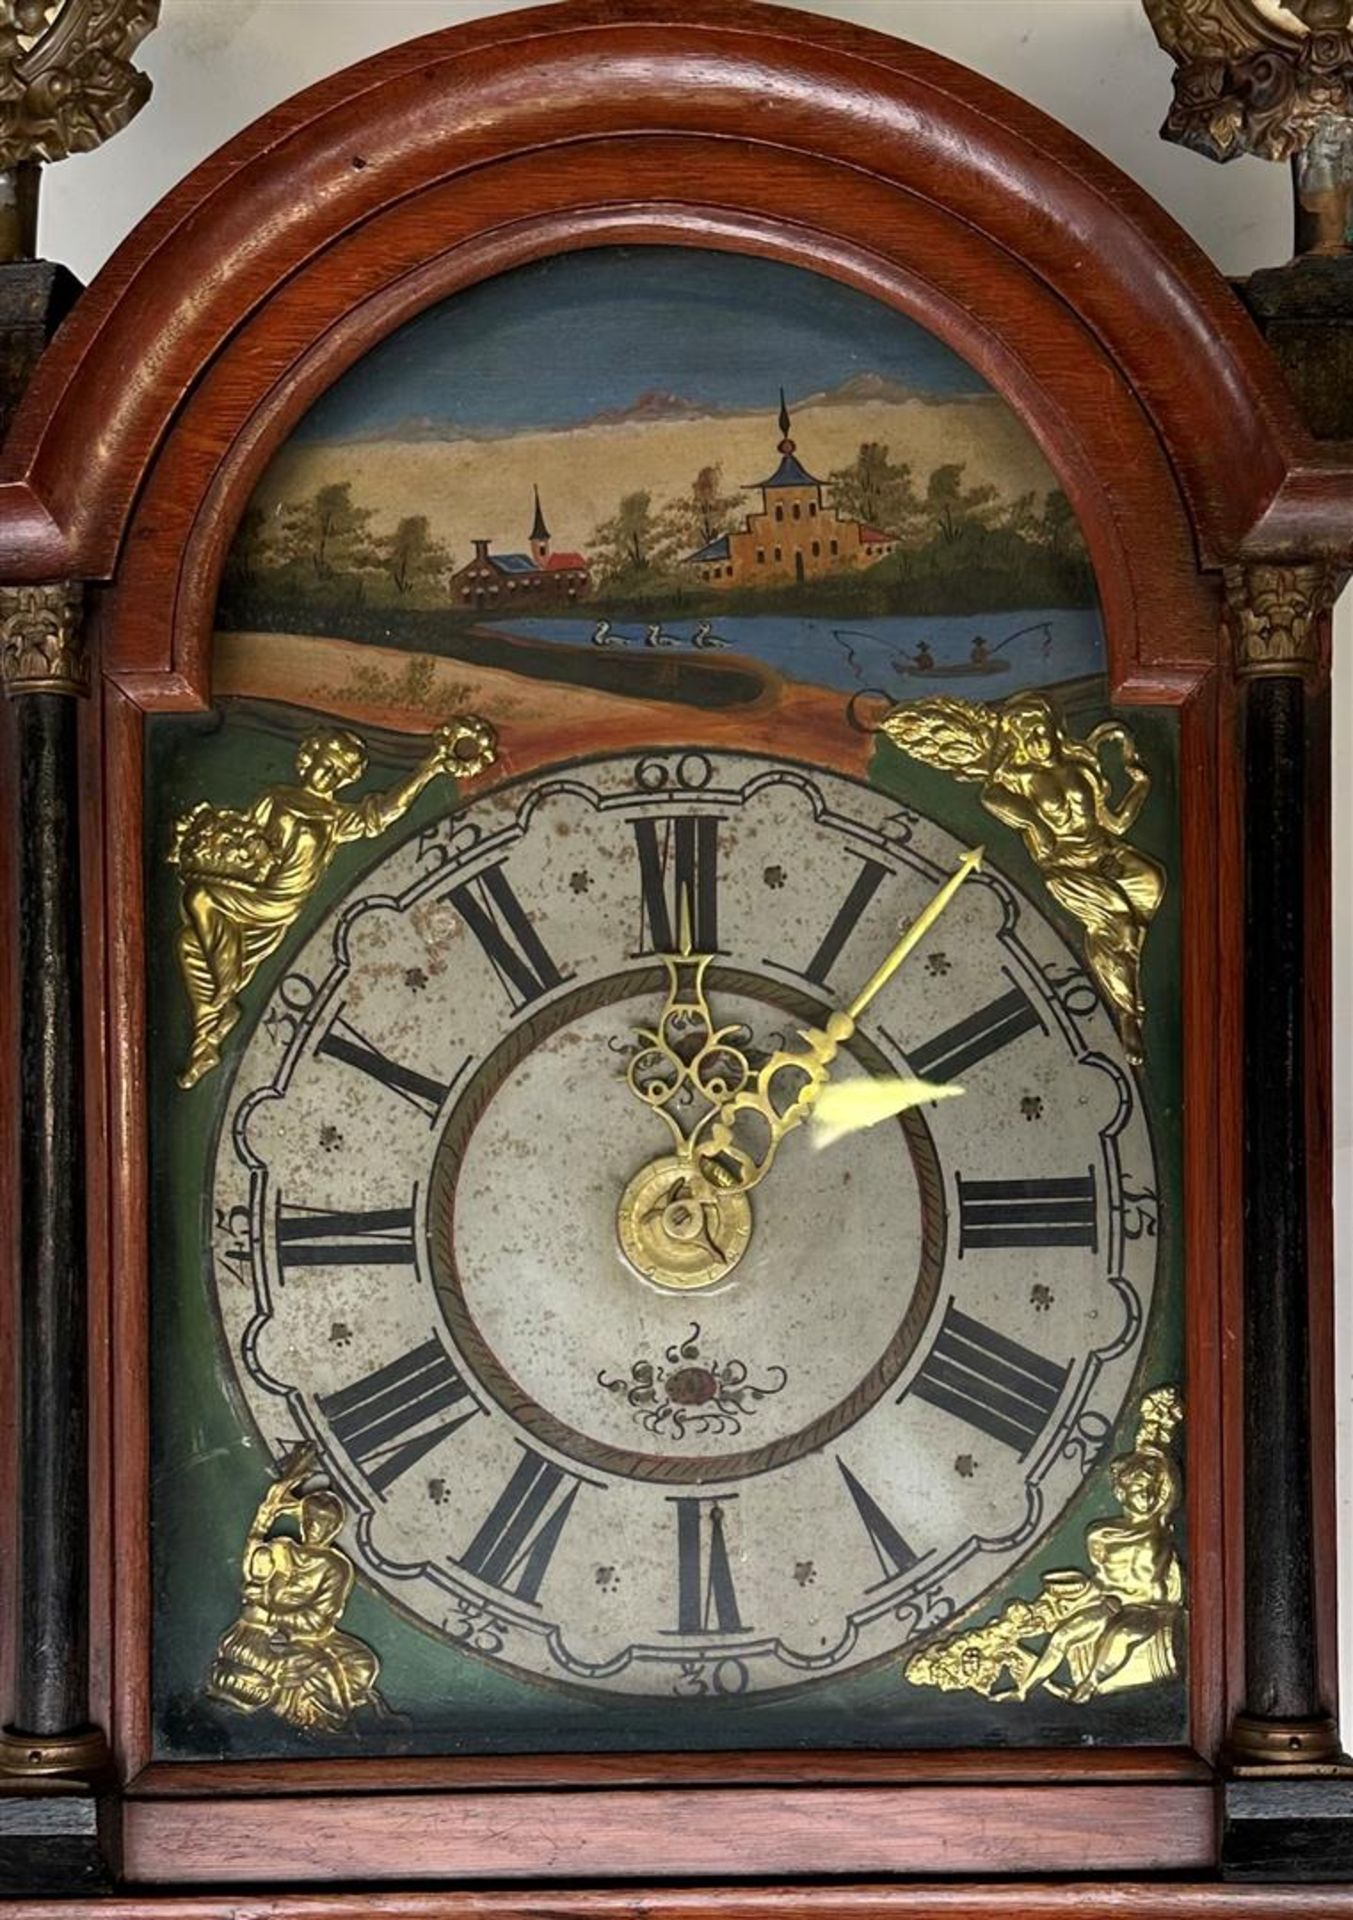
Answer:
[689,846,982,1194]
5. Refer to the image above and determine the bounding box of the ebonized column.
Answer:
[1221,561,1353,1881]
[14,686,89,1741]
[0,584,108,1895]
[1239,671,1322,1733]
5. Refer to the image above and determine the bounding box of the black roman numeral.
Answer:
[802,854,891,987]
[458,1447,582,1604]
[446,862,570,1010]
[907,984,1044,1081]
[837,1461,919,1589]
[957,1171,1099,1252]
[904,1302,1070,1458]
[632,814,723,954]
[318,1338,482,1495]
[317,1014,456,1120]
[276,1202,415,1269]
[669,1496,747,1635]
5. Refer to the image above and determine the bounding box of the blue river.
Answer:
[481,608,1104,699]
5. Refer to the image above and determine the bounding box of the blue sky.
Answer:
[297,247,988,442]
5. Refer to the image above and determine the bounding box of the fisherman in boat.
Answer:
[913,640,935,671]
[691,622,728,650]
[971,634,990,665]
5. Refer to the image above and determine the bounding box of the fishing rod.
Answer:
[831,627,879,682]
[990,618,1054,655]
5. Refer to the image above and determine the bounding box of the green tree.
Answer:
[378,514,452,596]
[271,501,314,574]
[922,463,999,545]
[654,463,745,564]
[1038,488,1083,559]
[825,442,921,536]
[590,490,661,582]
[998,490,1041,541]
[691,463,744,544]
[310,482,376,581]
[654,463,745,561]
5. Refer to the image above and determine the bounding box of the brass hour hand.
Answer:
[624,902,749,1151]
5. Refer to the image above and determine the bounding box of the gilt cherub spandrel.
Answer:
[878,693,1164,1062]
[207,1444,383,1734]
[170,714,496,1089]
[905,1387,1184,1705]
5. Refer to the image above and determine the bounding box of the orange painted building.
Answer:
[684,394,897,588]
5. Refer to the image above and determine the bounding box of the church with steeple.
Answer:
[451,486,591,608]
[683,392,897,589]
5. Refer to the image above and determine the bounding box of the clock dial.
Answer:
[210,749,1157,1701]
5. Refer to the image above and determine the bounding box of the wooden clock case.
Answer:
[2,0,1352,1898]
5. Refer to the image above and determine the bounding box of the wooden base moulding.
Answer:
[14,1886,1353,1919]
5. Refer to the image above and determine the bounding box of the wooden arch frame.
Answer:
[4,0,1349,1886]
[0,0,1341,599]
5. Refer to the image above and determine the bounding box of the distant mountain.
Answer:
[577,376,991,425]
[575,388,715,428]
[321,373,993,447]
[792,371,991,410]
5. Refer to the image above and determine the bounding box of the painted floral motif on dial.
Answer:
[212,751,1160,1700]
[598,1324,789,1440]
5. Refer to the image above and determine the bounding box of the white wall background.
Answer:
[41,0,1352,1713]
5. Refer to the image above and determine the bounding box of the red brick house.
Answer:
[451,489,591,607]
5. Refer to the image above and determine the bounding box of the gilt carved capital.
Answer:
[1144,0,1353,166]
[0,581,87,697]
[0,0,161,171]
[1224,560,1347,681]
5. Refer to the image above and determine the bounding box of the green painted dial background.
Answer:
[145,685,1184,1761]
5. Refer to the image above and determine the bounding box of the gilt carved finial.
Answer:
[1143,0,1353,250]
[0,1,162,171]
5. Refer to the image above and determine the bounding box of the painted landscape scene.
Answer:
[215,248,1105,741]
